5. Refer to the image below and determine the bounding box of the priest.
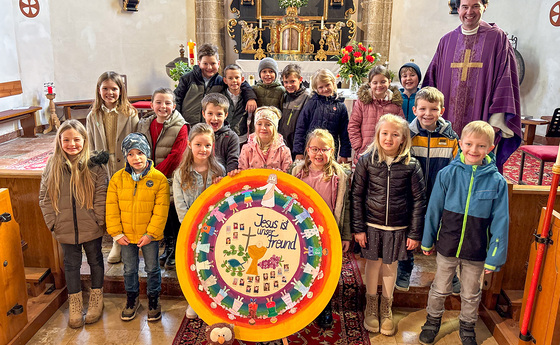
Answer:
[423,0,521,170]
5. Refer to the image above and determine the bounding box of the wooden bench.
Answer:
[0,106,41,138]
[55,95,151,120]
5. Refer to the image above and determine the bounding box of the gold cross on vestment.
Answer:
[450,49,483,81]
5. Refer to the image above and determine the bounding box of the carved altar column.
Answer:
[195,0,226,66]
[361,0,393,62]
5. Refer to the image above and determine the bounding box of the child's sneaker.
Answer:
[186,304,198,319]
[121,292,140,321]
[147,293,161,322]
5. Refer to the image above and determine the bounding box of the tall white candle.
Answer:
[321,17,324,29]
[259,17,262,29]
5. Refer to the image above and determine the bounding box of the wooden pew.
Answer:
[55,95,151,120]
[0,170,64,288]
[0,188,28,345]
[0,106,41,138]
[0,172,67,345]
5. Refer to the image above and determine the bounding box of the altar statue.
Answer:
[240,21,258,52]
[322,22,345,52]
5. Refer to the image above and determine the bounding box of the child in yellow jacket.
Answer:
[106,132,170,322]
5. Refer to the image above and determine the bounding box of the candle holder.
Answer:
[315,27,327,61]
[43,93,60,134]
[254,28,266,60]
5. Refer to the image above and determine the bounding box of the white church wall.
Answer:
[48,0,189,102]
[389,0,560,135]
[0,0,51,135]
[1,0,190,136]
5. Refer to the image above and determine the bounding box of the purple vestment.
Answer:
[423,21,521,168]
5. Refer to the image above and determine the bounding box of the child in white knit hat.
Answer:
[238,106,292,172]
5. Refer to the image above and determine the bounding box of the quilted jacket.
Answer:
[351,151,426,241]
[348,84,404,161]
[39,153,109,245]
[238,133,292,172]
[292,93,352,158]
[106,160,170,243]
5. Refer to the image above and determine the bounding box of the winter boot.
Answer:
[380,295,395,335]
[147,293,162,322]
[121,292,140,321]
[419,314,442,345]
[159,237,172,266]
[363,293,379,333]
[107,239,121,264]
[316,300,334,328]
[459,320,478,345]
[164,237,176,270]
[68,291,84,328]
[85,288,104,324]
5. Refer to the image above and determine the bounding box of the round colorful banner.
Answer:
[176,169,342,342]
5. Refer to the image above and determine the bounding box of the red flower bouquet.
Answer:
[335,42,380,90]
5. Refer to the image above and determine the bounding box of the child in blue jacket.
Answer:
[419,121,509,345]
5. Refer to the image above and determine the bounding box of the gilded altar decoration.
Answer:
[176,169,342,341]
[228,0,356,60]
[239,21,258,52]
[322,22,345,52]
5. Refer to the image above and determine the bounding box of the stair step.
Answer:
[25,267,53,297]
[502,289,524,321]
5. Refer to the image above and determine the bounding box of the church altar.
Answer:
[235,59,340,83]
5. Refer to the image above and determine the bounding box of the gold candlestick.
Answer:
[254,28,266,60]
[43,93,60,134]
[315,27,327,61]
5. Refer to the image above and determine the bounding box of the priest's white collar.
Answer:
[461,25,479,35]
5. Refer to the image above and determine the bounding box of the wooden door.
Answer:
[0,188,28,345]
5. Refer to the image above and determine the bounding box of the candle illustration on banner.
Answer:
[259,16,262,29]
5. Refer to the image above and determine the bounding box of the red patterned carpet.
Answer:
[503,148,554,186]
[172,253,371,345]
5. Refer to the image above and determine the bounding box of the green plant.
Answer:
[169,61,192,87]
[278,0,308,8]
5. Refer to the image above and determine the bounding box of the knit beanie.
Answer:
[258,57,279,80]
[398,62,422,85]
[254,106,281,129]
[121,132,151,158]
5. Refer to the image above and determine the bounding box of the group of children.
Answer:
[37,44,508,345]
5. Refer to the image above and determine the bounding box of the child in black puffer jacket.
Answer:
[351,114,426,336]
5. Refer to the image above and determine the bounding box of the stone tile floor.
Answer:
[29,293,498,344]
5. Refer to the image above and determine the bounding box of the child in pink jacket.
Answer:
[238,106,292,172]
[348,66,404,163]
